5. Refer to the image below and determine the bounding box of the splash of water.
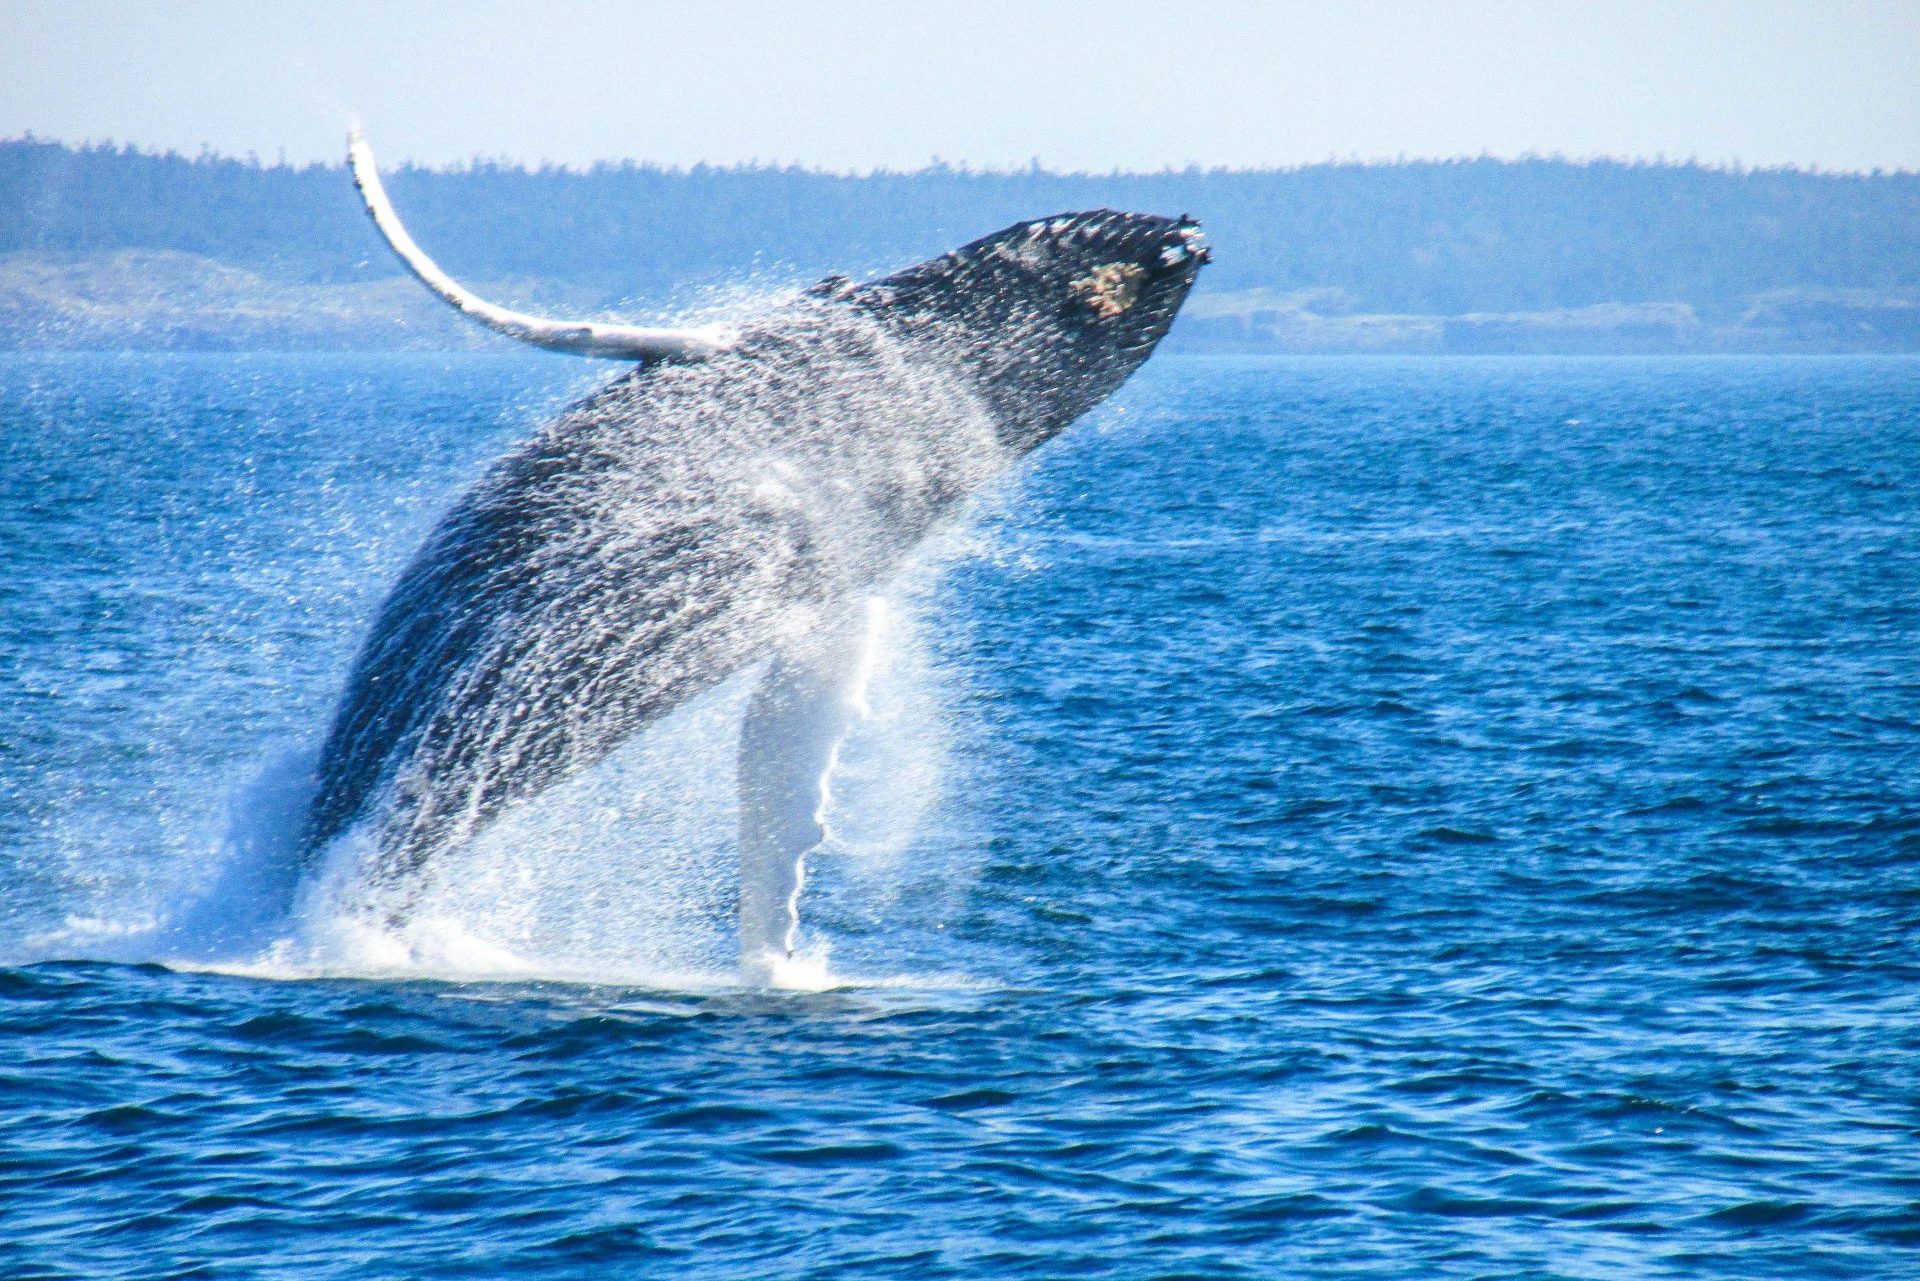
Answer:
[39,566,963,992]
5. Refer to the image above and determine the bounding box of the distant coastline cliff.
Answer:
[3,137,1917,353]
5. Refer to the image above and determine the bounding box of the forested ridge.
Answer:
[4,137,1918,350]
[7,136,1918,309]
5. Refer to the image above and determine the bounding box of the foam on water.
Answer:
[35,567,964,993]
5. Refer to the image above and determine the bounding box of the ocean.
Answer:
[2,352,1915,1278]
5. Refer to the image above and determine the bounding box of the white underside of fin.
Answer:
[735,605,881,980]
[347,128,736,362]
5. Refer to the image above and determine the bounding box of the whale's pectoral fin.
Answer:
[347,129,737,363]
[737,615,870,977]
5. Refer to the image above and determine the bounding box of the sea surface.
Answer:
[1,352,1916,1278]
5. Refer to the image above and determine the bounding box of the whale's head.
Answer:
[853,211,1209,453]
[344,133,1203,449]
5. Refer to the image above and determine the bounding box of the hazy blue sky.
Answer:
[6,0,1918,172]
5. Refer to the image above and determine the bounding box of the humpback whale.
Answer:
[307,133,1206,969]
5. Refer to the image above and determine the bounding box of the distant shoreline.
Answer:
[6,137,1917,355]
[4,249,1915,356]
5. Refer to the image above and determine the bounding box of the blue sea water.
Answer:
[1,351,1916,1278]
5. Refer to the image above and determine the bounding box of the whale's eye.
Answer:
[1070,263,1147,319]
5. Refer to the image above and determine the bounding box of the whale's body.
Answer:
[306,150,1206,963]
[306,306,1000,870]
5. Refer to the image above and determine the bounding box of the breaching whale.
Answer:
[306,133,1206,969]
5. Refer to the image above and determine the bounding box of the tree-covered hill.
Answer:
[4,137,1917,351]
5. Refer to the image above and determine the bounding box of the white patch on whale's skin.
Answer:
[1071,263,1149,318]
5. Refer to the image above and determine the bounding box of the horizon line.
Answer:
[6,132,1916,182]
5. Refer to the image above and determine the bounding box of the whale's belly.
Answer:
[302,321,1001,880]
[305,437,807,876]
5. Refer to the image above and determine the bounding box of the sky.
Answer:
[4,0,1918,173]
